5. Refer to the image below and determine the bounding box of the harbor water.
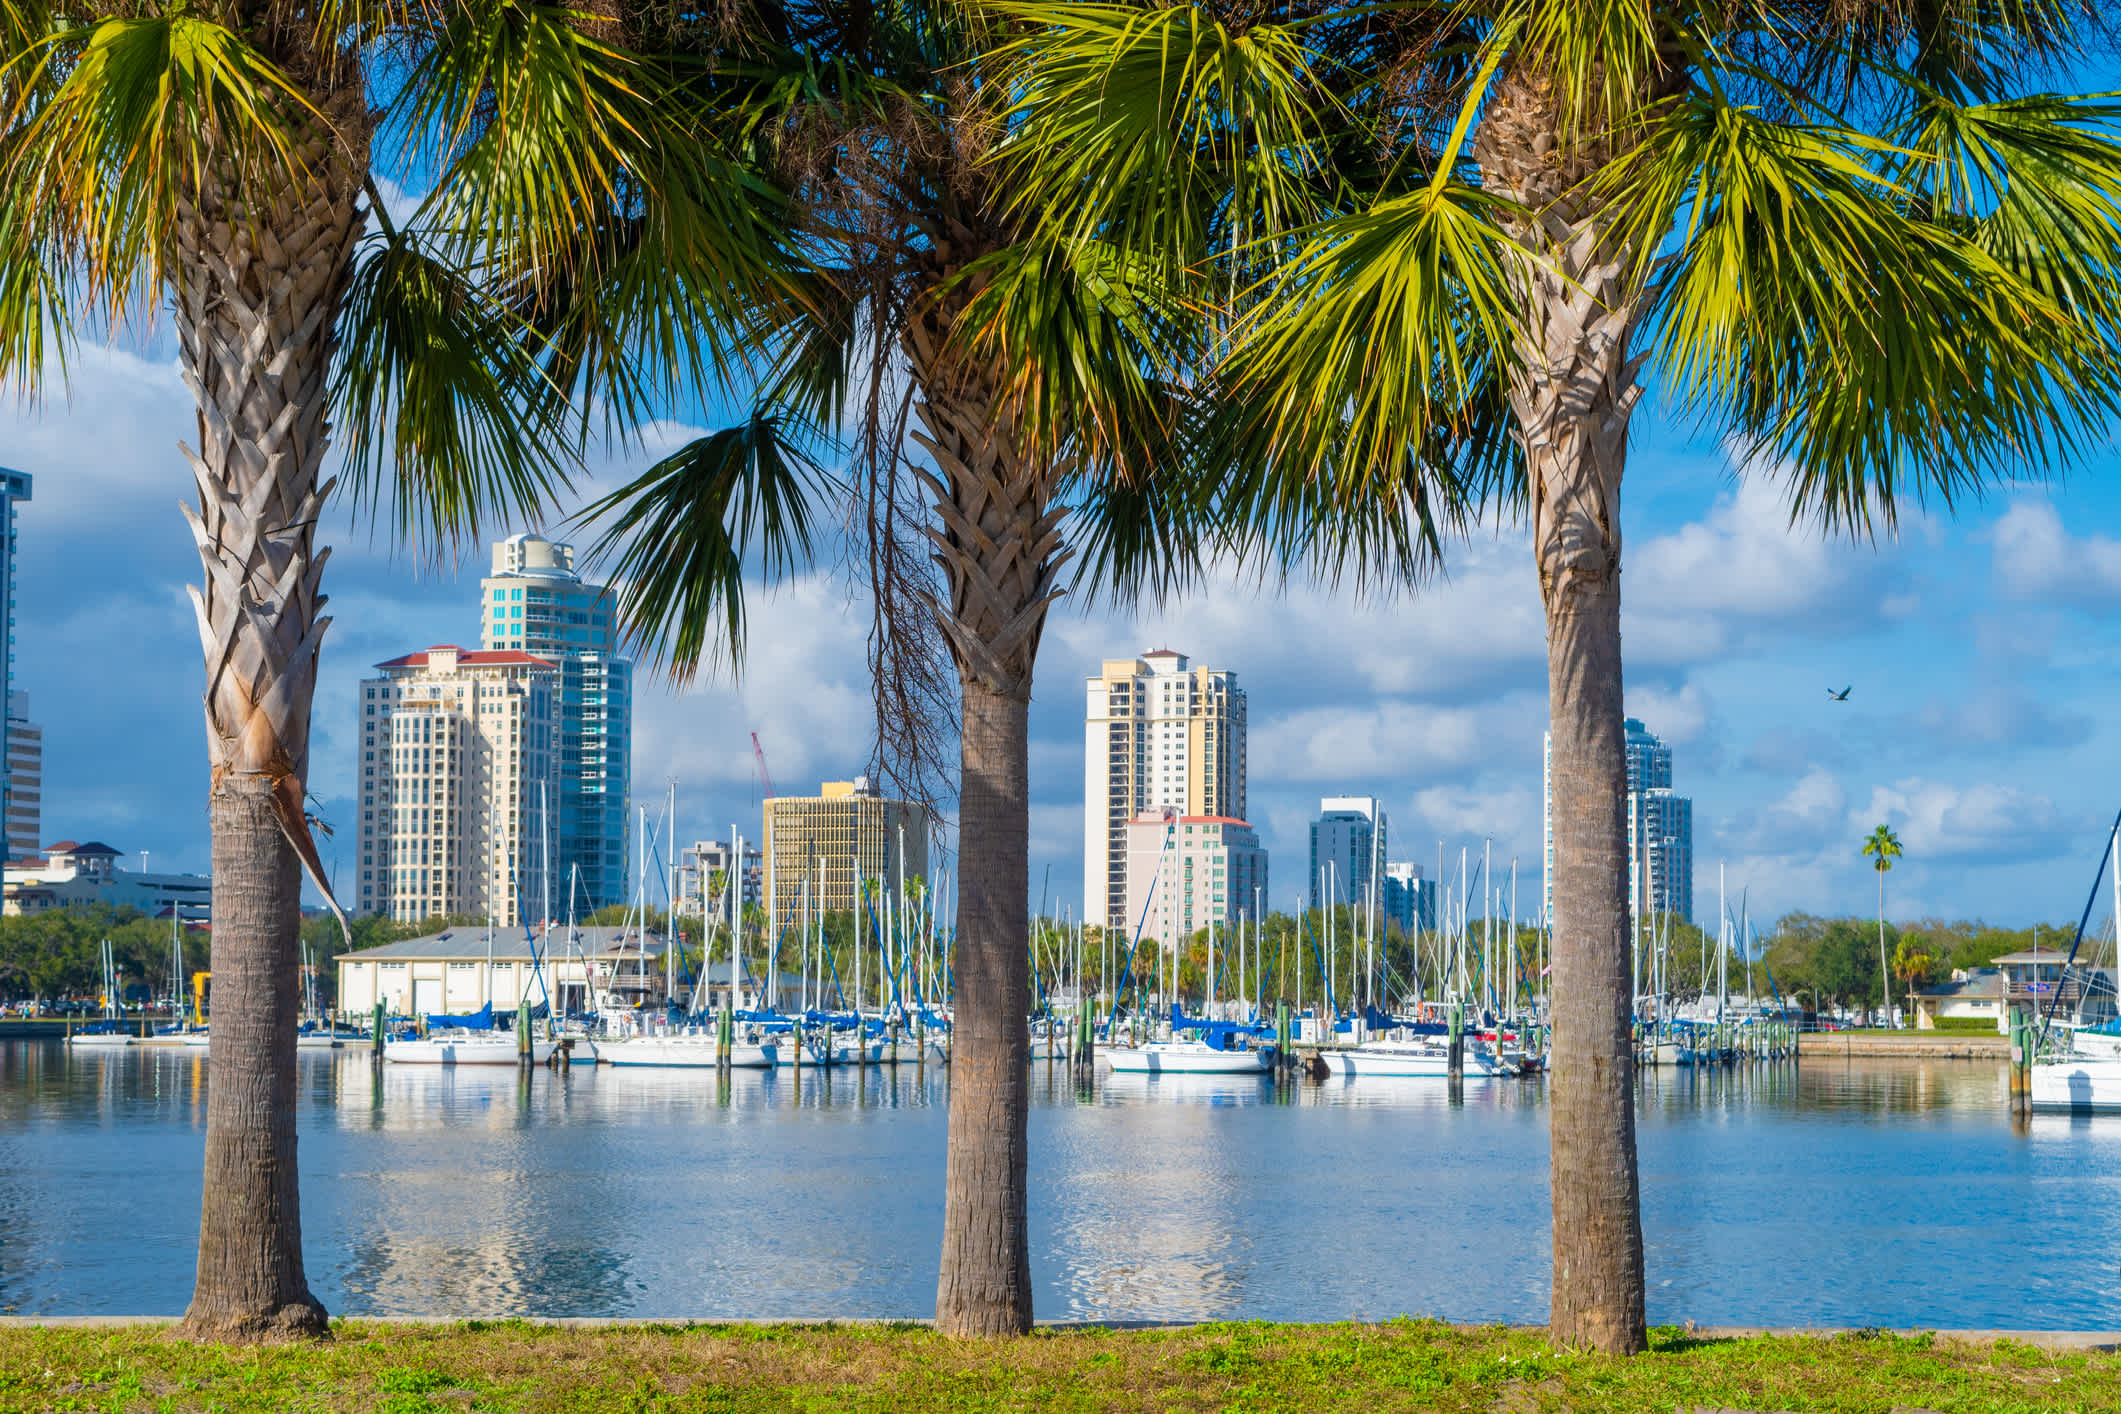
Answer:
[1,1043,2112,1328]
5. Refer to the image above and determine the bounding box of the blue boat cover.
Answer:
[425,1002,496,1031]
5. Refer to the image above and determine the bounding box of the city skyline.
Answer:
[3,349,2117,926]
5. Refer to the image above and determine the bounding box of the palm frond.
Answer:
[957,232,1193,472]
[1893,89,2121,339]
[577,412,831,683]
[393,0,751,286]
[1620,87,2116,531]
[333,224,575,553]
[1214,181,1522,533]
[5,14,314,314]
[0,148,70,388]
[988,3,1348,275]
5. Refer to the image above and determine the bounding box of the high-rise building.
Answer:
[479,534,631,913]
[5,691,39,861]
[1381,862,1436,937]
[677,839,764,915]
[1084,651,1246,933]
[356,646,559,924]
[0,467,29,861]
[1542,717,1694,927]
[761,777,930,940]
[1309,795,1386,912]
[1122,808,1269,949]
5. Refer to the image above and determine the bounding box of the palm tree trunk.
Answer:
[906,258,1066,1337]
[1878,873,1890,1029]
[1475,69,1649,1356]
[171,93,368,1342]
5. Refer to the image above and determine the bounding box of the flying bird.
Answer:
[1827,686,1852,701]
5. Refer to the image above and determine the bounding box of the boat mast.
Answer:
[665,781,677,1008]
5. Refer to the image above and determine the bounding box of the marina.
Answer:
[5,1041,2120,1328]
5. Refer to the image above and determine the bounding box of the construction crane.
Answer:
[751,732,775,800]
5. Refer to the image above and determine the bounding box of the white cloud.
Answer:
[1049,529,1547,707]
[1989,497,2121,608]
[1625,477,1906,665]
[1247,697,1543,787]
[1859,777,2069,862]
[1625,680,1713,744]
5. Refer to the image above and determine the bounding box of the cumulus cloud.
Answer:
[1624,477,1908,665]
[1048,530,1547,709]
[1246,697,1545,787]
[1724,768,1849,854]
[1906,690,2093,754]
[1859,778,2073,862]
[1988,497,2121,609]
[1625,680,1714,744]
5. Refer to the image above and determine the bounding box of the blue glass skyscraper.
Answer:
[480,535,632,913]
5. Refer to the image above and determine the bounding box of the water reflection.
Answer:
[6,1044,2115,1327]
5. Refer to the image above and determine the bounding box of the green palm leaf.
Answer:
[580,412,830,681]
[5,14,314,304]
[1614,87,2113,530]
[333,223,575,551]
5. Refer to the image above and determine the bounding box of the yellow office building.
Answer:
[763,777,931,938]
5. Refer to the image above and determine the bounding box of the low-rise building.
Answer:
[1911,968,2008,1033]
[3,839,212,920]
[336,924,806,1017]
[338,925,670,1017]
[1992,946,2088,1019]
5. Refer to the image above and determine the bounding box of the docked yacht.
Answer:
[67,1022,136,1048]
[1103,1039,1272,1075]
[601,1032,777,1069]
[2032,1055,2121,1111]
[1318,1038,1514,1078]
[384,1030,555,1065]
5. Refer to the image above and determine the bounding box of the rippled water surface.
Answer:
[2,1043,2113,1327]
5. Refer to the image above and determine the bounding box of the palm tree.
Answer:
[575,4,1189,1335]
[992,0,2121,1352]
[0,0,744,1338]
[1864,825,1904,1030]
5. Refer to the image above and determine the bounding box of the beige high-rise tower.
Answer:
[1084,651,1246,933]
[355,645,559,925]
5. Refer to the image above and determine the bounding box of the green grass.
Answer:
[0,1321,2116,1412]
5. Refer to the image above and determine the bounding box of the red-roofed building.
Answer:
[1122,806,1268,955]
[4,838,211,920]
[357,643,559,925]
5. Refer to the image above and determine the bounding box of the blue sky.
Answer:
[4,338,2119,929]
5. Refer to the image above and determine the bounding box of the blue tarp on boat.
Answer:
[425,1002,496,1031]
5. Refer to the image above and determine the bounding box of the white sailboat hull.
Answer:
[66,1033,136,1048]
[1103,1042,1271,1075]
[600,1037,778,1069]
[2032,1057,2121,1111]
[1318,1044,1510,1078]
[384,1035,556,1066]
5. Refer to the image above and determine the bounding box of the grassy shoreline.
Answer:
[2,1320,2117,1412]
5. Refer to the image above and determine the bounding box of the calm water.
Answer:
[1,1043,2113,1328]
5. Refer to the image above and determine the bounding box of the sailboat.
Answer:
[1317,1033,1514,1078]
[69,940,137,1047]
[2033,820,2121,1109]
